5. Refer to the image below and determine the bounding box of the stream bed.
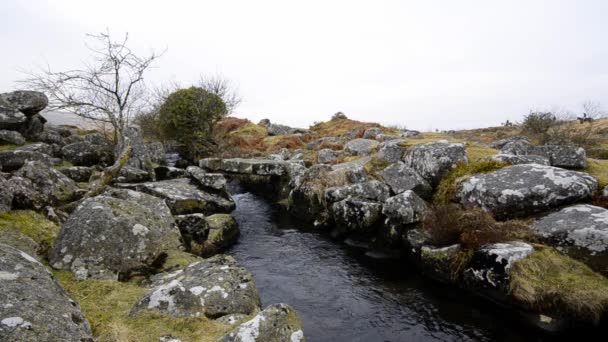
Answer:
[227,189,545,342]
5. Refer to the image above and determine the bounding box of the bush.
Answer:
[521,112,556,134]
[158,87,227,160]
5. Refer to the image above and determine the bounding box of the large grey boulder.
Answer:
[325,180,390,203]
[130,255,260,318]
[403,140,468,187]
[331,199,383,233]
[0,91,48,115]
[61,140,114,167]
[49,188,181,280]
[12,161,79,207]
[378,162,432,198]
[344,138,379,156]
[0,150,52,172]
[0,244,93,341]
[5,177,46,210]
[382,190,428,225]
[377,140,406,163]
[0,130,25,145]
[131,178,235,215]
[533,204,608,274]
[60,166,94,183]
[500,140,535,155]
[119,126,165,174]
[218,304,305,342]
[187,166,228,192]
[485,153,550,165]
[533,145,587,169]
[317,148,338,164]
[457,164,598,219]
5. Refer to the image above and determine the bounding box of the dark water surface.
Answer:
[227,190,539,342]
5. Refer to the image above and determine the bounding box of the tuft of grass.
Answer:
[585,158,608,189]
[264,135,305,152]
[0,210,59,254]
[434,160,508,205]
[363,157,390,178]
[309,118,386,138]
[465,143,498,161]
[54,270,233,342]
[510,247,608,323]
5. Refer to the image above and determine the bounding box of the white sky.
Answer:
[1,0,607,131]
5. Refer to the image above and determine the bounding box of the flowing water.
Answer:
[227,188,543,342]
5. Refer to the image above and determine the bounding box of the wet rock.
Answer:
[49,188,181,280]
[0,175,12,214]
[485,154,550,165]
[60,166,94,183]
[457,164,597,219]
[0,243,93,341]
[133,178,235,215]
[317,148,338,164]
[130,255,261,318]
[362,127,383,139]
[0,230,39,257]
[117,166,151,183]
[61,140,114,167]
[419,244,461,283]
[378,162,432,198]
[533,204,608,274]
[377,140,406,163]
[0,130,25,145]
[463,242,534,294]
[382,190,428,225]
[331,198,382,233]
[0,91,48,115]
[155,166,188,180]
[174,214,209,251]
[0,150,53,172]
[403,140,468,187]
[13,161,79,207]
[218,303,305,342]
[533,145,587,169]
[325,180,391,203]
[344,138,379,156]
[187,166,227,192]
[490,136,530,150]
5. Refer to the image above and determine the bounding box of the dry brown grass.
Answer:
[309,117,396,138]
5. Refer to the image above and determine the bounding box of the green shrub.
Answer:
[521,112,556,134]
[158,87,227,160]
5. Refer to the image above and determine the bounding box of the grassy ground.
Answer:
[0,210,59,250]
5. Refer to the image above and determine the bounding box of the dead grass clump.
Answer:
[510,246,608,323]
[309,118,385,138]
[213,116,252,136]
[316,141,344,151]
[265,135,305,152]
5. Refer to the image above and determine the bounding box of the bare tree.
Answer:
[582,101,606,119]
[198,74,242,114]
[21,30,164,144]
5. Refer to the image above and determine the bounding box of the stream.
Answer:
[226,187,540,342]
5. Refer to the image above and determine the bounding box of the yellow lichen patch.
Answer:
[510,246,608,323]
[0,210,59,248]
[585,158,608,188]
[54,270,233,342]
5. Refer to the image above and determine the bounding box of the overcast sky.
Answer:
[1,0,607,131]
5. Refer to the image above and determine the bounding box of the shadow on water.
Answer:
[225,186,589,342]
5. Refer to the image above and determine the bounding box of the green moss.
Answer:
[0,144,20,152]
[465,143,498,161]
[510,247,608,323]
[363,157,390,178]
[434,160,508,205]
[0,210,59,247]
[54,270,231,341]
[160,250,202,272]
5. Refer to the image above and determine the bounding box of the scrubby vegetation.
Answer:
[510,246,608,323]
[309,116,394,138]
[433,160,508,205]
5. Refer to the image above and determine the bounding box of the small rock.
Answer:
[490,136,530,150]
[344,138,380,156]
[61,140,114,167]
[218,304,305,342]
[377,140,406,163]
[378,162,432,198]
[382,190,428,225]
[155,166,189,180]
[60,166,94,183]
[362,127,383,139]
[117,166,151,183]
[317,148,338,164]
[533,145,587,169]
[0,230,39,257]
[485,154,550,165]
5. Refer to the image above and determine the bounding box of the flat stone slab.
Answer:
[199,158,299,176]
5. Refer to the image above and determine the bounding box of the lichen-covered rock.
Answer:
[490,136,530,150]
[331,198,382,233]
[0,230,39,257]
[116,166,151,183]
[500,140,535,155]
[463,242,534,294]
[317,148,338,164]
[382,190,428,225]
[18,142,56,156]
[362,127,383,139]
[378,162,432,198]
[49,188,181,280]
[203,214,240,255]
[0,91,48,115]
[485,153,550,165]
[61,140,114,167]
[60,166,94,183]
[0,176,12,214]
[457,164,598,219]
[403,140,468,187]
[133,178,235,215]
[344,138,379,156]
[377,140,406,163]
[200,158,291,176]
[187,166,228,192]
[533,145,587,169]
[216,314,248,326]
[0,150,52,172]
[0,244,93,341]
[533,204,608,274]
[0,130,25,145]
[121,126,166,171]
[36,129,64,145]
[267,123,295,136]
[13,161,79,207]
[218,303,305,342]
[130,255,260,318]
[5,177,46,210]
[325,180,390,203]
